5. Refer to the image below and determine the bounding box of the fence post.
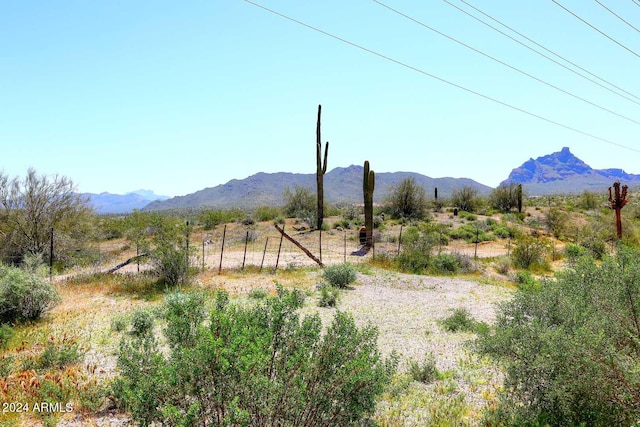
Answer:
[242,230,249,270]
[344,231,347,263]
[260,237,269,272]
[219,224,227,275]
[474,226,479,259]
[274,225,284,273]
[397,225,403,256]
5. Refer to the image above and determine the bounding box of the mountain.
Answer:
[85,190,169,214]
[502,147,640,194]
[143,165,493,211]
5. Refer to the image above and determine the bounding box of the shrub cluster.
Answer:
[112,287,396,426]
[478,247,640,426]
[322,263,357,288]
[0,264,60,324]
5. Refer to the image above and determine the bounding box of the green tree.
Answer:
[0,168,91,266]
[489,182,519,212]
[451,186,479,212]
[283,186,316,227]
[479,248,640,426]
[386,177,427,219]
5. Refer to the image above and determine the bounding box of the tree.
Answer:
[451,186,479,212]
[489,182,519,212]
[283,186,316,227]
[386,177,427,219]
[0,168,91,265]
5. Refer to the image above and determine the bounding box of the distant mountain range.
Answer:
[83,190,169,214]
[142,166,492,211]
[501,147,640,195]
[87,148,640,213]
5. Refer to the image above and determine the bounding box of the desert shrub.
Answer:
[408,353,440,384]
[494,256,512,275]
[441,308,487,333]
[130,308,154,337]
[113,287,396,426]
[318,285,339,308]
[163,291,205,349]
[0,264,61,323]
[385,177,428,219]
[253,206,280,222]
[449,224,495,243]
[511,234,550,270]
[430,253,460,274]
[111,314,129,333]
[198,208,244,230]
[458,210,477,221]
[283,186,316,223]
[544,207,569,238]
[248,288,268,300]
[512,270,538,291]
[37,340,81,370]
[0,323,14,349]
[323,263,357,288]
[397,223,441,274]
[451,186,479,212]
[564,242,590,263]
[478,248,640,426]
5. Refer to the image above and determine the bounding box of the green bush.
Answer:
[564,242,590,263]
[111,314,129,333]
[318,285,339,308]
[430,253,460,274]
[478,248,640,426]
[248,288,269,300]
[512,270,538,291]
[0,323,14,349]
[0,264,61,323]
[408,353,439,384]
[163,291,205,349]
[113,287,396,426]
[323,263,357,288]
[130,308,154,337]
[441,308,486,333]
[511,234,550,270]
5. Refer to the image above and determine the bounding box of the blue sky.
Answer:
[1,1,639,197]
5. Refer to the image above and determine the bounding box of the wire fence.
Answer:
[188,223,513,273]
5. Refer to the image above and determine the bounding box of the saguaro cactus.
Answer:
[363,160,375,249]
[608,181,628,239]
[516,184,523,213]
[316,105,329,230]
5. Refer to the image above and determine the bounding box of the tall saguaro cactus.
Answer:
[516,184,523,213]
[609,181,628,239]
[316,105,329,230]
[363,160,375,249]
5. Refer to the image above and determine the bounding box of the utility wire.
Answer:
[451,0,640,104]
[243,0,640,154]
[551,0,640,58]
[372,0,640,126]
[595,0,640,33]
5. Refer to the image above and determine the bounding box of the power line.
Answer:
[451,0,640,104]
[551,0,640,58]
[595,0,640,33]
[242,0,640,154]
[372,0,640,126]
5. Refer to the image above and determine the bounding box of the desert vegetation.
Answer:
[3,167,640,425]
